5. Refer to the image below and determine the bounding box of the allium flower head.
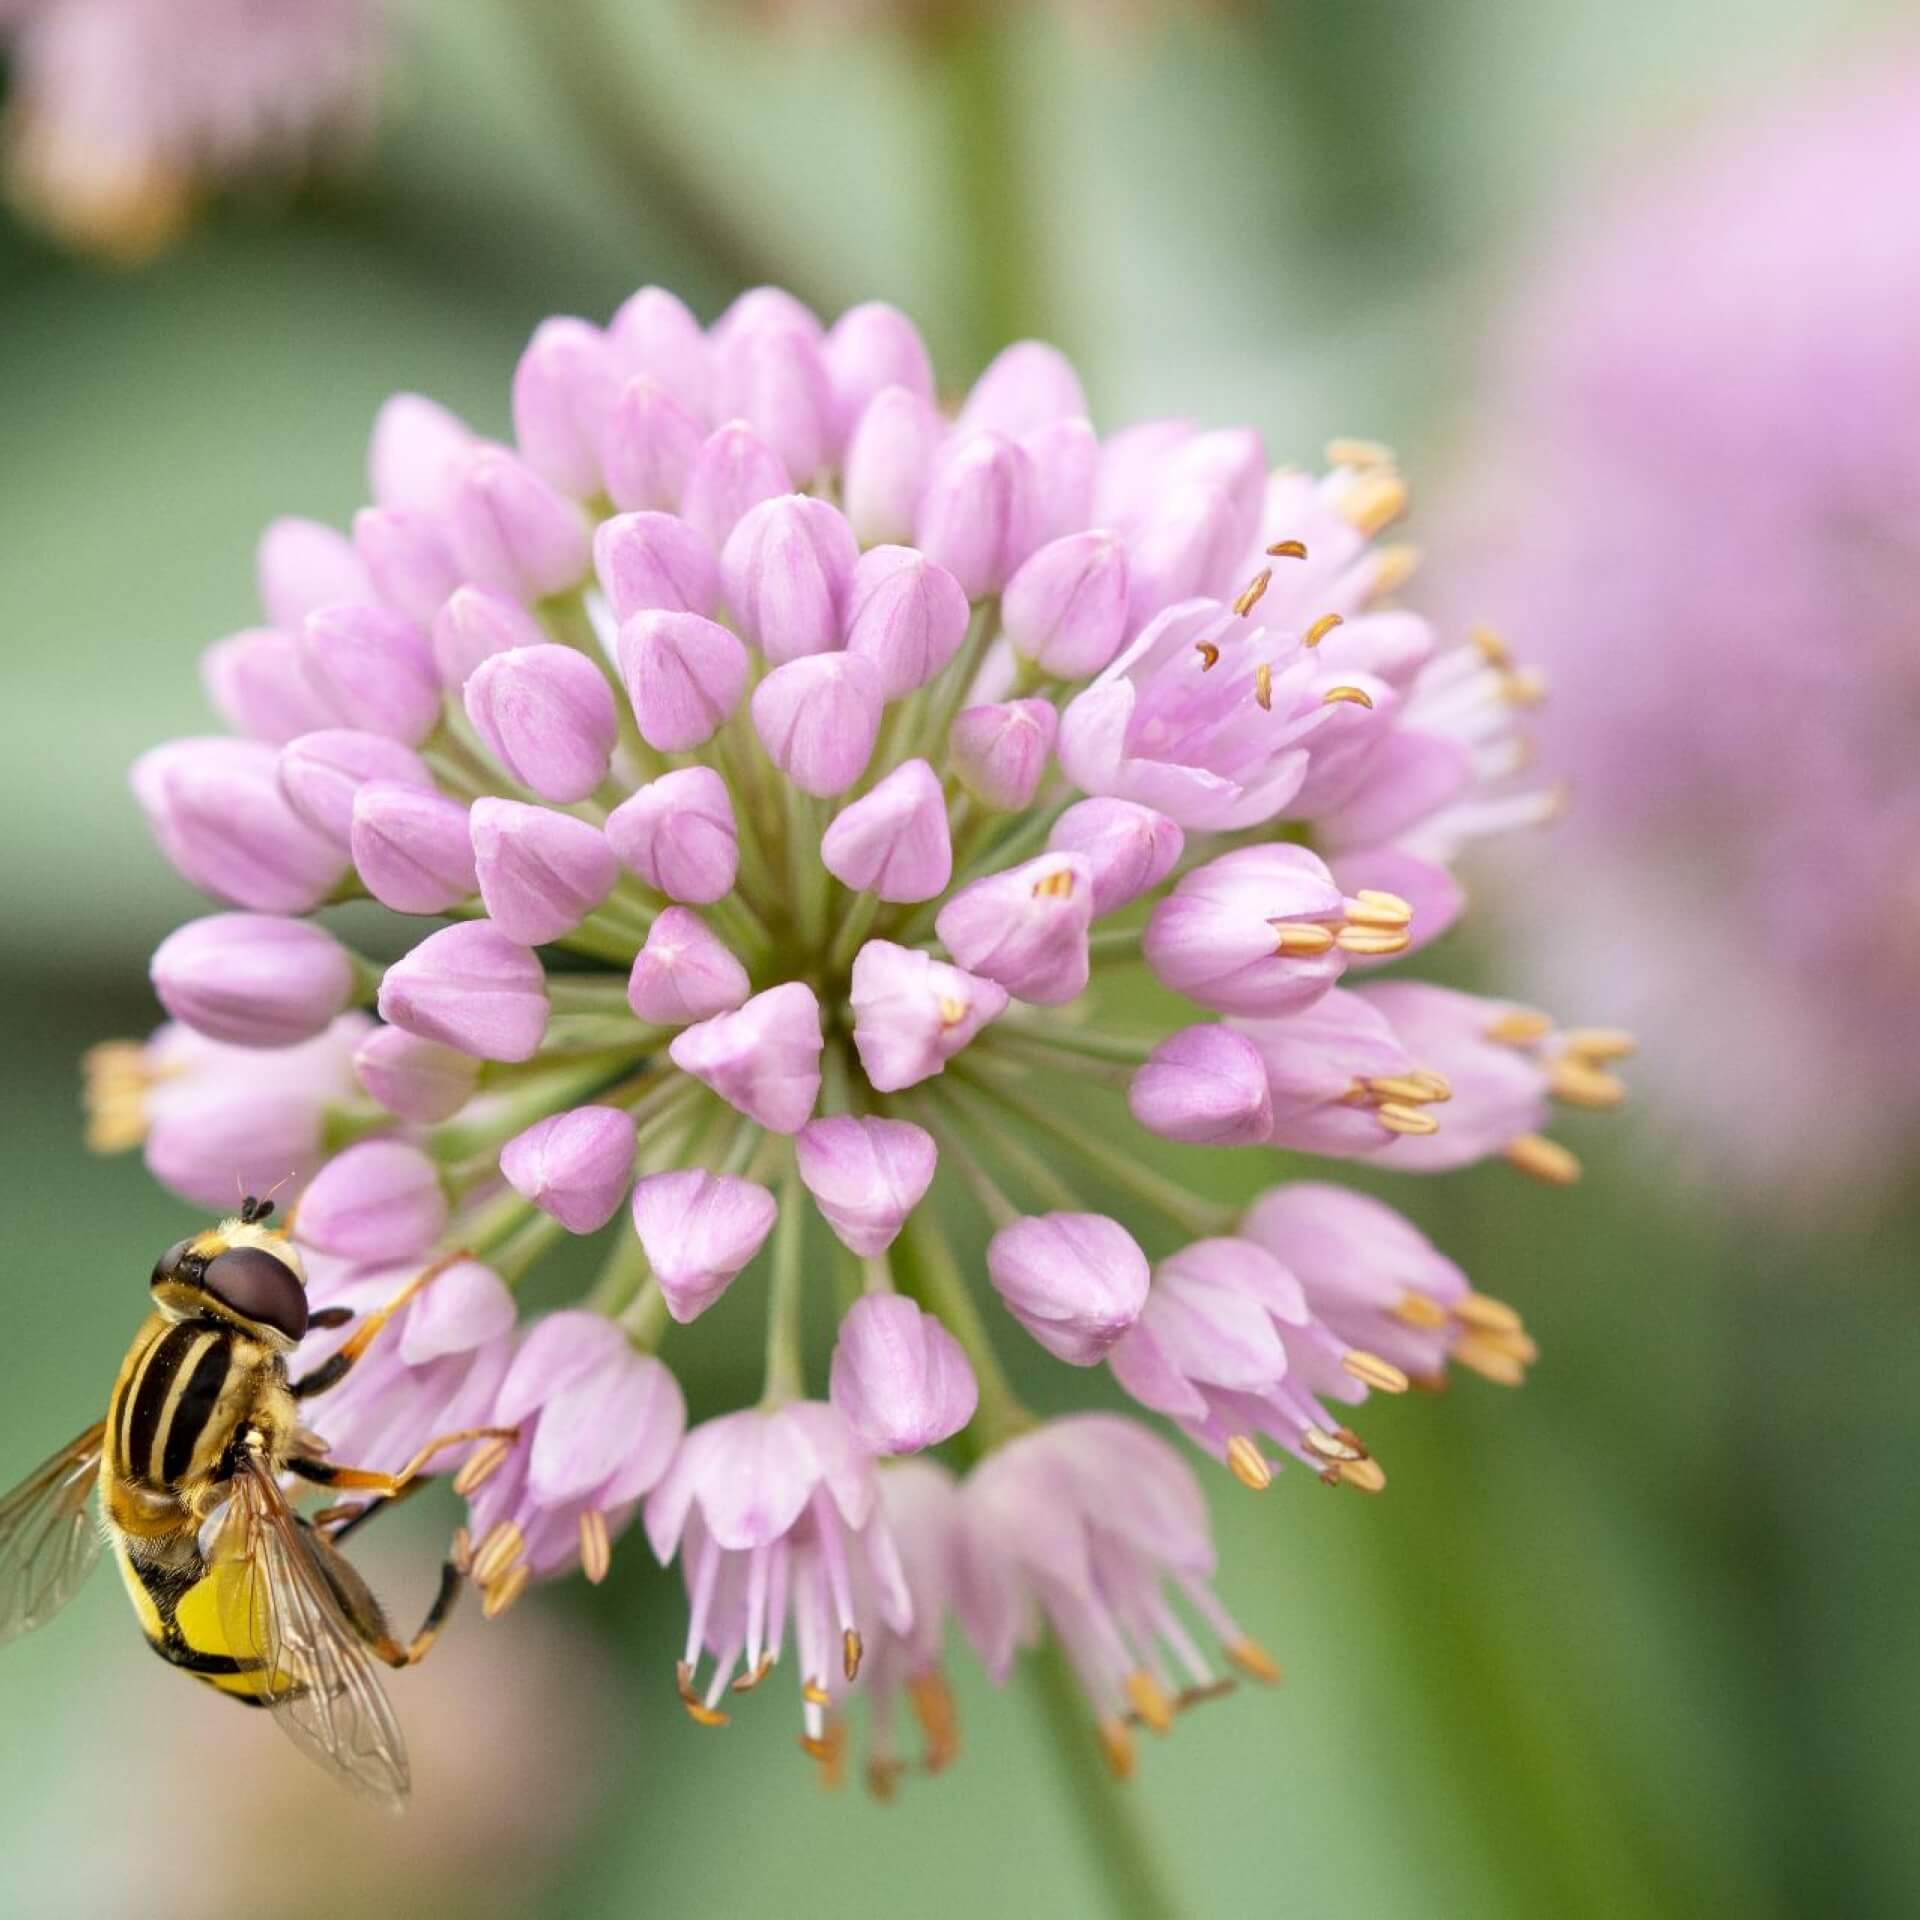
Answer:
[102,285,1625,1779]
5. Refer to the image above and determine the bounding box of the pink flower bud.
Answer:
[711,319,835,485]
[351,507,462,625]
[132,738,348,913]
[470,799,618,946]
[1230,988,1421,1159]
[449,446,591,600]
[616,610,748,753]
[796,1114,937,1256]
[296,1139,448,1263]
[500,1104,638,1233]
[353,1024,480,1123]
[1021,416,1098,547]
[956,340,1087,439]
[714,285,824,346]
[299,604,441,746]
[201,629,337,743]
[829,1293,975,1453]
[593,508,718,621]
[1128,1024,1274,1146]
[820,757,952,902]
[605,768,738,905]
[1327,846,1463,957]
[750,652,884,797]
[430,585,546,688]
[278,730,434,847]
[719,493,858,664]
[256,516,372,630]
[631,1170,778,1324]
[609,285,711,417]
[680,421,791,552]
[511,316,619,499]
[150,913,358,1048]
[843,545,969,698]
[368,393,474,511]
[915,430,1039,599]
[1002,530,1130,679]
[627,907,751,1025]
[824,301,935,442]
[934,852,1093,1005]
[985,1212,1149,1365]
[464,645,617,803]
[949,699,1057,810]
[377,921,549,1063]
[603,376,705,512]
[1046,797,1184,917]
[842,385,941,545]
[1143,845,1348,1017]
[668,981,823,1133]
[849,940,1008,1092]
[351,781,476,914]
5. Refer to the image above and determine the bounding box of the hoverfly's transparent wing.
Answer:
[0,1424,107,1644]
[217,1450,410,1810]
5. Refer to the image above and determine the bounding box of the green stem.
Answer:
[620,1277,671,1352]
[490,1209,570,1287]
[761,1151,808,1406]
[427,1053,642,1162]
[894,1211,1030,1449]
[585,1225,652,1318]
[992,1021,1155,1067]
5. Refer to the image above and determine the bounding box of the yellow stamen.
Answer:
[1266,538,1309,560]
[1254,662,1273,711]
[1505,1133,1581,1185]
[1321,684,1374,709]
[802,1678,832,1707]
[578,1508,611,1585]
[1327,435,1396,469]
[1452,1335,1528,1387]
[799,1724,846,1787]
[1227,1639,1283,1685]
[1125,1670,1175,1735]
[481,1561,531,1619]
[1347,887,1414,928]
[1368,543,1421,594]
[1302,1426,1363,1463]
[1391,1290,1450,1329]
[1339,471,1408,537]
[452,1434,515,1497]
[1335,925,1411,957]
[731,1654,775,1692]
[1194,639,1221,671]
[1365,1073,1445,1106]
[1561,1026,1637,1062]
[1404,1069,1453,1101]
[1453,1291,1524,1334]
[843,1628,863,1683]
[1233,568,1273,617]
[1176,1679,1239,1711]
[1225,1434,1272,1489]
[1303,611,1344,648]
[1501,666,1549,707]
[910,1670,960,1772]
[1343,1350,1410,1394]
[469,1520,525,1588]
[1375,1103,1441,1136]
[1032,868,1075,900]
[1470,623,1513,668]
[1098,1720,1137,1781]
[1548,1060,1628,1110]
[1336,1458,1387,1494]
[1272,921,1337,957]
[1486,1009,1555,1045]
[937,995,967,1027]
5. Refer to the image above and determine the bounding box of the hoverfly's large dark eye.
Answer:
[150,1238,195,1288]
[201,1246,309,1341]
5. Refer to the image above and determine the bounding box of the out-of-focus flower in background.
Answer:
[1440,56,1920,1218]
[0,0,387,261]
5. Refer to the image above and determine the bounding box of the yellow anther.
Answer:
[1225,1434,1272,1490]
[1321,684,1374,708]
[937,995,967,1027]
[731,1654,775,1693]
[1272,921,1337,957]
[1375,1103,1440,1136]
[480,1561,531,1619]
[1485,1009,1555,1045]
[1548,1059,1628,1110]
[1469,623,1513,668]
[1347,887,1414,928]
[1453,1291,1524,1334]
[1327,436,1396,470]
[1032,867,1076,900]
[1194,639,1221,671]
[1368,543,1421,595]
[1390,1290,1450,1330]
[1343,1350,1410,1394]
[1339,471,1408,536]
[1452,1335,1529,1387]
[1098,1720,1137,1781]
[1267,537,1309,560]
[1562,1026,1637,1062]
[1227,1639,1283,1685]
[1304,611,1344,648]
[802,1678,832,1707]
[1233,568,1273,617]
[1365,1074,1443,1106]
[469,1520,525,1588]
[577,1508,611,1585]
[1254,662,1274,711]
[1336,1457,1388,1494]
[1335,925,1411,956]
[1125,1670,1176,1735]
[844,1628,863,1683]
[1302,1426,1363,1463]
[1504,1133,1582,1185]
[452,1433,515,1497]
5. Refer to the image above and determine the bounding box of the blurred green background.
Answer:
[2,2,1914,1915]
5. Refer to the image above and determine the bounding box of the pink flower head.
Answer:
[795,1114,938,1256]
[843,385,942,546]
[631,1169,779,1323]
[720,494,858,665]
[830,1295,976,1454]
[849,940,1008,1092]
[751,652,884,797]
[1002,530,1132,680]
[377,921,549,1063]
[149,912,358,1049]
[350,781,477,915]
[820,759,952,904]
[1046,798,1183,917]
[617,611,749,754]
[510,316,620,501]
[430,585,545,689]
[448,445,591,602]
[464,646,618,805]
[985,1212,1149,1365]
[201,627,337,744]
[914,430,1038,599]
[276,728,433,846]
[824,301,935,442]
[500,1105,638,1234]
[351,1023,479,1124]
[603,376,705,515]
[469,800,618,947]
[628,908,751,1027]
[1128,1024,1273,1147]
[843,545,970,699]
[293,1138,448,1264]
[351,505,461,625]
[949,699,1057,811]
[680,420,791,551]
[299,603,440,746]
[606,768,739,905]
[669,981,824,1133]
[594,510,719,620]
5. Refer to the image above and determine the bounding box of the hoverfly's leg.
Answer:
[286,1425,518,1501]
[314,1476,430,1542]
[289,1251,467,1400]
[366,1557,466,1670]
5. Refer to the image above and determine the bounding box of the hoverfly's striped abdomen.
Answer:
[105,1312,279,1507]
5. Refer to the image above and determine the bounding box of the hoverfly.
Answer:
[0,1197,512,1808]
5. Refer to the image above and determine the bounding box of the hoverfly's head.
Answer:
[151,1196,309,1345]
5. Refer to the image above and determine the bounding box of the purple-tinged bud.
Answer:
[609,286,711,417]
[351,781,476,914]
[1129,1025,1274,1146]
[616,610,749,753]
[279,729,434,847]
[1124,483,1248,629]
[751,652,884,797]
[820,758,952,903]
[132,738,349,913]
[985,1212,1149,1365]
[464,646,617,804]
[377,922,548,1063]
[1230,987,1424,1160]
[719,493,858,664]
[368,393,474,511]
[501,1104,638,1233]
[256,517,372,631]
[470,799,618,946]
[949,699,1057,811]
[668,981,824,1134]
[1046,798,1184,917]
[713,285,824,345]
[603,377,705,513]
[915,430,1039,600]
[956,340,1087,439]
[430,585,546,689]
[299,604,441,746]
[1021,416,1098,547]
[200,629,338,744]
[824,301,936,442]
[712,319,836,485]
[449,446,591,601]
[605,768,738,905]
[1002,530,1130,679]
[679,421,791,552]
[151,914,358,1048]
[627,907,750,1025]
[843,545,969,699]
[849,940,1008,1093]
[842,385,941,546]
[593,509,718,621]
[934,852,1093,1006]
[351,507,462,626]
[796,1114,937,1257]
[829,1293,975,1453]
[353,1024,480,1124]
[1143,845,1348,1017]
[511,316,619,499]
[296,1139,448,1263]
[630,1170,778,1324]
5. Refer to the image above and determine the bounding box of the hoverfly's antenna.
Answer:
[238,1173,295,1228]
